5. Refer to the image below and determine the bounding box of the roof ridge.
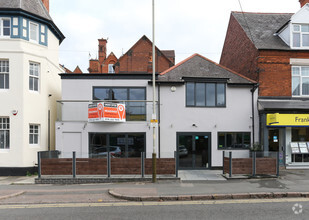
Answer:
[161,53,256,84]
[232,11,293,15]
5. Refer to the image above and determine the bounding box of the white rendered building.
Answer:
[0,0,64,175]
[56,54,259,169]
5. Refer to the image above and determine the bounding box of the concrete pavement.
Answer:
[0,169,309,203]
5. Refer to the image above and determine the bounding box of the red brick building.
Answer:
[220,1,309,167]
[88,35,174,74]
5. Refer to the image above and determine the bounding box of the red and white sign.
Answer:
[88,102,126,122]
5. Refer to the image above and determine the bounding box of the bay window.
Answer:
[0,18,10,37]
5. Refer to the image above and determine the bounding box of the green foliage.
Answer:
[251,142,263,151]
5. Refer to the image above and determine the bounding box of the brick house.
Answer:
[88,35,174,74]
[220,1,309,167]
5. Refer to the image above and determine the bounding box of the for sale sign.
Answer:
[88,102,126,122]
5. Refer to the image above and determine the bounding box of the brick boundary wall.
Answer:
[41,158,175,176]
[223,157,277,175]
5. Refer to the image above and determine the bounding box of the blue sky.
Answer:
[50,0,301,72]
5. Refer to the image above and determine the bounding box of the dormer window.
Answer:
[0,18,10,37]
[293,24,309,48]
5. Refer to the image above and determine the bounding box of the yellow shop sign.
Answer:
[267,113,309,126]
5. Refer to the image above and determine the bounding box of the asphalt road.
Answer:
[0,199,308,220]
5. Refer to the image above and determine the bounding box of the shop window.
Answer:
[292,127,309,142]
[89,133,145,158]
[93,87,146,121]
[218,132,250,149]
[186,82,226,107]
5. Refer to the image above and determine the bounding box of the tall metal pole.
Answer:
[152,0,157,183]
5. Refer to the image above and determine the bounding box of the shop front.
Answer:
[265,113,309,167]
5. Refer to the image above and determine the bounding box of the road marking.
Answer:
[0,198,309,209]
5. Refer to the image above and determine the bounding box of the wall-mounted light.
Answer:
[171,86,176,92]
[12,110,18,116]
[192,123,197,127]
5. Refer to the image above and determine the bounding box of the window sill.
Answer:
[186,106,226,108]
[29,144,40,148]
[29,90,40,94]
[0,149,10,153]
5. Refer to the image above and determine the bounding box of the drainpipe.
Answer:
[251,83,259,145]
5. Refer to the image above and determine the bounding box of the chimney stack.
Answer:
[98,38,108,64]
[41,0,49,12]
[299,0,309,7]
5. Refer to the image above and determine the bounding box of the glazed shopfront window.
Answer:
[291,127,309,163]
[218,132,251,149]
[89,133,145,158]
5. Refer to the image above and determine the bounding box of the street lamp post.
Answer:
[152,0,157,183]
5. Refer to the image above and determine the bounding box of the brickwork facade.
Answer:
[220,13,309,97]
[115,36,174,74]
[89,36,174,74]
[220,14,259,82]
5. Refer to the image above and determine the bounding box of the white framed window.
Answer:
[292,66,309,96]
[108,64,115,73]
[292,24,309,48]
[29,124,39,145]
[0,117,10,149]
[0,60,9,89]
[0,18,11,37]
[29,22,38,42]
[29,62,39,92]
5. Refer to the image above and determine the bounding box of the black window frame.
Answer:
[93,86,147,121]
[217,132,251,150]
[186,82,226,107]
[88,132,146,158]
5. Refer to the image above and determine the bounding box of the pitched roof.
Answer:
[161,50,175,61]
[117,35,174,65]
[159,54,256,84]
[0,0,52,21]
[73,66,83,74]
[232,11,293,50]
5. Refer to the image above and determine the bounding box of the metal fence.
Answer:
[37,151,177,178]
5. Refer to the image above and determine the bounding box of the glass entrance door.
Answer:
[178,133,211,169]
